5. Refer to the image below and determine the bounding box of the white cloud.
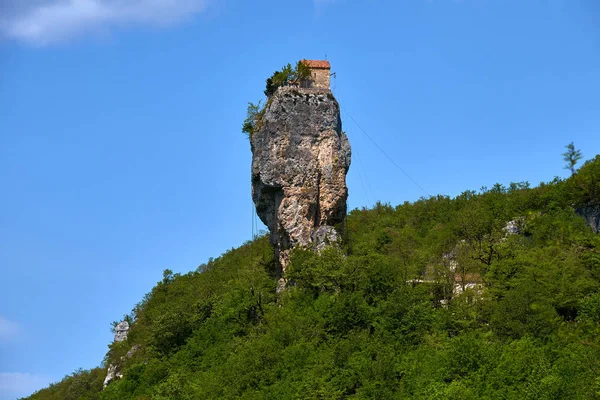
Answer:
[0,316,19,341]
[0,0,209,46]
[0,373,53,400]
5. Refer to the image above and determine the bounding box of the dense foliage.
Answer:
[24,156,600,400]
[264,61,312,97]
[25,368,106,400]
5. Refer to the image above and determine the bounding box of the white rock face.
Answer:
[103,365,121,388]
[113,321,129,342]
[504,220,520,235]
[103,321,130,388]
[503,218,524,235]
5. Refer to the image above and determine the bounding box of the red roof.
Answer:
[302,59,331,69]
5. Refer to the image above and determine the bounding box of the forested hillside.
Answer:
[24,156,600,400]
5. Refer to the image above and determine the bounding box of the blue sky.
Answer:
[1,0,599,398]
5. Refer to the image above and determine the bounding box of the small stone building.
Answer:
[301,60,331,89]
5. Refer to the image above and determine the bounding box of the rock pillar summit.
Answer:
[250,81,351,275]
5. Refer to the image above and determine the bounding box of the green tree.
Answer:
[563,142,583,175]
[566,155,600,208]
[264,60,313,97]
[295,60,312,83]
[241,101,263,137]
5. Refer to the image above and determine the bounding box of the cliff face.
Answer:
[577,206,600,233]
[251,87,351,273]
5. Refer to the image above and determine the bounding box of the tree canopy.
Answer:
[23,156,600,400]
[264,60,312,97]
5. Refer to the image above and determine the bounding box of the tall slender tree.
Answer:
[563,142,583,175]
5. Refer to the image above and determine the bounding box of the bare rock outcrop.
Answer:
[103,321,129,388]
[577,206,600,233]
[112,321,129,342]
[251,87,351,273]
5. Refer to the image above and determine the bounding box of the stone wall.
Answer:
[313,68,330,89]
[301,68,330,89]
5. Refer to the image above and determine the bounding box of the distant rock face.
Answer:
[503,218,525,235]
[251,87,351,272]
[103,321,129,388]
[577,206,600,233]
[113,321,129,342]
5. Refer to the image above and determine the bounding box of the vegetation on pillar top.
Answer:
[264,61,312,97]
[242,60,313,139]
